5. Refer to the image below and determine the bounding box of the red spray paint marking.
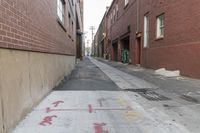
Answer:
[52,101,64,107]
[46,107,87,113]
[94,123,109,133]
[39,115,57,126]
[46,106,132,113]
[88,104,93,113]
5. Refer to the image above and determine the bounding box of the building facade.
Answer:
[0,0,83,132]
[94,11,107,58]
[76,0,84,60]
[94,31,99,57]
[105,0,200,78]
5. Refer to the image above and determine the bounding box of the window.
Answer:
[144,14,149,47]
[57,0,65,23]
[72,22,74,33]
[108,15,111,28]
[68,13,71,29]
[71,0,74,6]
[113,9,115,21]
[116,4,119,17]
[110,13,113,24]
[156,14,165,38]
[125,0,129,6]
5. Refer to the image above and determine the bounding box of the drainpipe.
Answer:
[136,0,140,33]
[135,0,142,66]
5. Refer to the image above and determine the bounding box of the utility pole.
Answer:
[86,40,90,56]
[87,40,89,47]
[90,26,95,56]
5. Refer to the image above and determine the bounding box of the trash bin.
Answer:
[122,50,129,63]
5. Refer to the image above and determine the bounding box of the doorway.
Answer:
[121,36,130,63]
[101,40,104,58]
[112,43,118,61]
[135,37,142,65]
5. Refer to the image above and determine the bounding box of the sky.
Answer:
[84,0,113,47]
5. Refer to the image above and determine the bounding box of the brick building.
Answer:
[105,0,200,78]
[0,0,83,132]
[94,30,99,57]
[76,0,84,60]
[94,10,107,58]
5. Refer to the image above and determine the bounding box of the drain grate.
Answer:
[180,95,199,103]
[125,88,149,93]
[138,91,171,101]
[125,89,170,101]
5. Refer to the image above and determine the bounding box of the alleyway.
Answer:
[54,58,120,91]
[13,58,200,133]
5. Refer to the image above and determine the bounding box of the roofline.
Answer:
[95,8,109,36]
[106,0,117,16]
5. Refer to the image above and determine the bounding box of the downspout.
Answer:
[136,0,140,33]
[136,0,142,65]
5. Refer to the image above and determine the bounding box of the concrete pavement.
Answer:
[95,57,200,133]
[54,57,120,91]
[12,57,200,133]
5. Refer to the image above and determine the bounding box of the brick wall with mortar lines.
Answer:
[139,0,200,78]
[0,0,76,55]
[106,0,137,63]
[106,0,200,78]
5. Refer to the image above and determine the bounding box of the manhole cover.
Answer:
[125,89,170,101]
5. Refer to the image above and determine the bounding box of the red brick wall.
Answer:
[106,0,138,63]
[0,0,76,55]
[106,0,200,78]
[145,42,200,78]
[139,0,200,78]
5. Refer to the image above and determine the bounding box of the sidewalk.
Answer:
[95,57,200,133]
[96,57,200,101]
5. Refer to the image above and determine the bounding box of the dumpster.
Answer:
[122,50,129,63]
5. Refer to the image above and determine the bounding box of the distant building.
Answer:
[94,33,98,57]
[104,0,200,78]
[94,8,109,59]
[76,0,84,60]
[0,0,83,132]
